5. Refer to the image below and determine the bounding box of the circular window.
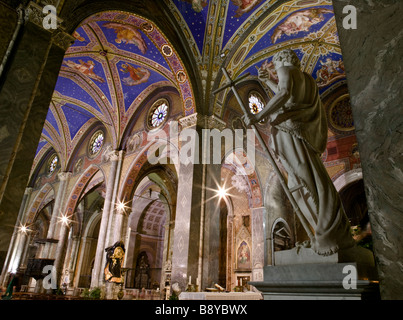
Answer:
[89,130,104,156]
[329,94,354,133]
[248,91,265,115]
[148,99,169,129]
[48,154,59,175]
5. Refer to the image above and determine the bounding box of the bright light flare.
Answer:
[18,223,30,234]
[115,200,129,213]
[216,186,229,199]
[58,213,72,226]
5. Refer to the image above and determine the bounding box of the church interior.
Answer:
[0,0,401,301]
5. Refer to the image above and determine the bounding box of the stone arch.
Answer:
[64,165,104,235]
[222,149,263,208]
[122,155,177,290]
[333,168,363,192]
[119,139,179,205]
[84,210,102,240]
[271,218,293,264]
[25,183,55,226]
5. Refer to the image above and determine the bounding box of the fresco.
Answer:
[271,7,333,43]
[172,0,209,55]
[237,241,251,269]
[36,11,196,166]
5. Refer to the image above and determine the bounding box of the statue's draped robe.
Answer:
[269,71,355,255]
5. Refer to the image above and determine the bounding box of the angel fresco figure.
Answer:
[120,63,150,86]
[316,57,345,88]
[271,8,333,43]
[103,22,147,54]
[243,49,355,256]
[63,59,105,83]
[230,0,262,17]
[104,241,125,283]
[181,0,208,12]
[72,30,85,42]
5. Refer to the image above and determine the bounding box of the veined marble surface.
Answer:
[333,0,403,299]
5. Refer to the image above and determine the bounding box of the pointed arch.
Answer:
[119,138,180,205]
[25,183,55,225]
[222,149,263,208]
[64,165,103,227]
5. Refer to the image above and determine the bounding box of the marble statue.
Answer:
[243,49,355,256]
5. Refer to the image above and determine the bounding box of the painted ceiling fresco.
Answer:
[34,0,348,174]
[35,10,196,171]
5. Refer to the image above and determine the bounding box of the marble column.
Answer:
[201,163,222,288]
[171,114,226,291]
[43,171,71,259]
[251,207,266,282]
[332,0,403,299]
[67,236,80,287]
[170,114,204,291]
[109,150,126,245]
[200,115,227,289]
[91,150,119,288]
[53,223,70,287]
[0,187,32,285]
[0,2,74,265]
[73,237,91,289]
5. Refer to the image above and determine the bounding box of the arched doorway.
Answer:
[122,164,177,293]
[69,185,104,290]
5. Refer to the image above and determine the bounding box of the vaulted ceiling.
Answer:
[33,0,348,175]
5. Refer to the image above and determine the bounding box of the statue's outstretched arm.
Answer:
[256,67,292,122]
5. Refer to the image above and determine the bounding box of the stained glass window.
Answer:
[248,92,265,115]
[89,131,104,156]
[48,154,58,174]
[148,99,169,129]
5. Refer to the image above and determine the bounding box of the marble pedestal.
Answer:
[250,246,379,300]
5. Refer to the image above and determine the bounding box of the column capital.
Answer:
[179,113,227,131]
[58,171,72,181]
[179,113,198,129]
[198,114,227,131]
[24,2,75,51]
[102,146,120,162]
[24,187,34,196]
